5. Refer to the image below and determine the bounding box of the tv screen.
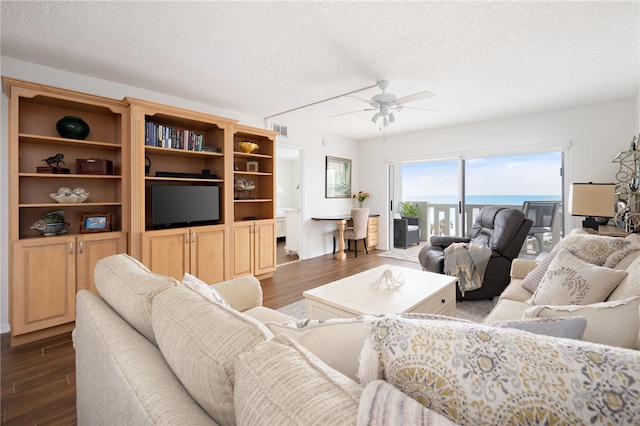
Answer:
[151,185,220,227]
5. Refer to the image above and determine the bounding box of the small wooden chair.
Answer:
[332,208,369,257]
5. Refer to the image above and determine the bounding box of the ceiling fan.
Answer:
[331,80,436,128]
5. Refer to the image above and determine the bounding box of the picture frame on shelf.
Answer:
[247,161,259,172]
[325,156,351,198]
[80,213,112,233]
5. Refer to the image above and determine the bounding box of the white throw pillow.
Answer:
[266,318,366,381]
[523,296,640,349]
[528,249,627,306]
[182,272,230,307]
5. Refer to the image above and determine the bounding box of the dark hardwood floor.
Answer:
[1,246,414,425]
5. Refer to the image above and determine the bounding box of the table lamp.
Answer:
[568,182,615,231]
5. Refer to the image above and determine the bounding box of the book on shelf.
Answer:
[144,121,204,151]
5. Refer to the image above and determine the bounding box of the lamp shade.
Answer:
[568,183,616,218]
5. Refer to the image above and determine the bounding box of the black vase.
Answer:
[56,116,90,140]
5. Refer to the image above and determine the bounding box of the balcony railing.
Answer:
[406,202,563,252]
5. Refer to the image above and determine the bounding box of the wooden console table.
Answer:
[312,214,380,260]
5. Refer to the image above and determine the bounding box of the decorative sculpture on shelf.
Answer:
[612,133,640,232]
[40,152,70,174]
[372,268,405,290]
[43,153,65,168]
[30,210,68,236]
[234,178,255,200]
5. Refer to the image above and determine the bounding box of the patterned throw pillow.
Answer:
[527,249,627,305]
[521,230,640,293]
[363,316,640,425]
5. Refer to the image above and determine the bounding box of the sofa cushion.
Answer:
[489,316,587,340]
[152,285,273,426]
[362,316,640,425]
[181,272,230,307]
[482,298,531,324]
[523,297,640,349]
[266,317,367,381]
[94,253,177,344]
[520,230,639,293]
[357,380,456,426]
[608,253,640,301]
[234,334,362,426]
[528,249,627,305]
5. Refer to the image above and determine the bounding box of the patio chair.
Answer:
[522,201,559,253]
[393,213,420,249]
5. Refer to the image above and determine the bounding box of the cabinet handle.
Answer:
[185,233,189,243]
[441,299,446,304]
[79,241,83,254]
[191,232,196,243]
[69,242,74,255]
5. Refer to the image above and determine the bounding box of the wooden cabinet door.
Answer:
[141,229,190,281]
[254,220,276,276]
[76,232,127,294]
[233,222,254,277]
[190,225,225,284]
[11,237,76,335]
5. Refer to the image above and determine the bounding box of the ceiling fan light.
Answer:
[371,112,380,123]
[389,113,395,123]
[383,116,390,127]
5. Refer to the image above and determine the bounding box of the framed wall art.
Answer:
[325,156,351,198]
[80,213,112,233]
[246,160,259,172]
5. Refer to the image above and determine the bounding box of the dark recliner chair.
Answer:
[418,206,533,300]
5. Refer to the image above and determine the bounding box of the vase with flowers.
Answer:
[352,190,371,208]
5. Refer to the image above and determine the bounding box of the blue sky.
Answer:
[402,152,562,198]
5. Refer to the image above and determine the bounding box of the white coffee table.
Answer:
[303,264,457,320]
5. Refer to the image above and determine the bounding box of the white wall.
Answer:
[359,98,638,251]
[280,132,361,260]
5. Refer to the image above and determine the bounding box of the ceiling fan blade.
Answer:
[345,95,376,105]
[329,108,374,118]
[396,90,436,105]
[398,105,439,112]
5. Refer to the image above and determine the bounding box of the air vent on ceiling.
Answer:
[272,123,288,138]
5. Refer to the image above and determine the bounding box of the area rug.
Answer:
[276,297,497,323]
[377,250,419,263]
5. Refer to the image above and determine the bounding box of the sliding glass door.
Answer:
[392,150,563,253]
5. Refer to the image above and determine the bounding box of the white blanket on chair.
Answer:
[443,242,492,296]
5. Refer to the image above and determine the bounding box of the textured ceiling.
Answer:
[1,1,639,140]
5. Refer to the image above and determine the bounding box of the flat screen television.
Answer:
[151,185,220,227]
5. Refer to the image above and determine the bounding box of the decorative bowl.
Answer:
[238,141,259,154]
[49,187,90,203]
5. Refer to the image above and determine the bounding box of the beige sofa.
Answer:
[75,253,640,425]
[484,230,640,350]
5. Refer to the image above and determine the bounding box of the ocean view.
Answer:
[404,195,562,206]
